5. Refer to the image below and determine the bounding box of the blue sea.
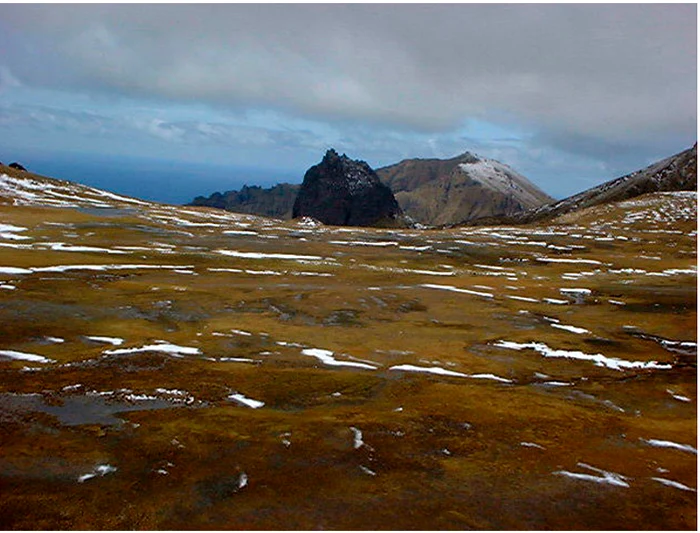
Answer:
[8,151,301,205]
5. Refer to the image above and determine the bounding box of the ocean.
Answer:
[8,151,301,205]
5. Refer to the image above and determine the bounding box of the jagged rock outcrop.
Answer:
[292,149,405,227]
[377,152,553,226]
[9,162,26,171]
[190,183,299,219]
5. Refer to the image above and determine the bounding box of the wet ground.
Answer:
[0,177,696,529]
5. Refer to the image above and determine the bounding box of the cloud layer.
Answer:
[0,4,696,198]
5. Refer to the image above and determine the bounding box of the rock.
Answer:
[292,149,404,227]
[9,162,27,171]
[189,183,300,219]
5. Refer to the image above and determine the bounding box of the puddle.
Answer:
[0,392,189,427]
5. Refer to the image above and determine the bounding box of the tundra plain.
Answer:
[0,169,696,530]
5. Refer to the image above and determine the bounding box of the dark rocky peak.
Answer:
[454,151,480,164]
[9,162,27,171]
[292,149,405,227]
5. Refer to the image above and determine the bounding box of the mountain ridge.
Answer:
[458,144,697,226]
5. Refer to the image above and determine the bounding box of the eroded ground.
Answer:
[0,171,696,530]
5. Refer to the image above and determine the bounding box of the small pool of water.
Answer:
[0,392,188,426]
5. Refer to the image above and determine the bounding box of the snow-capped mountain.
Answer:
[376,152,553,226]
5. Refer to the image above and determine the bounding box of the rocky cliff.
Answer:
[190,183,299,219]
[292,149,405,227]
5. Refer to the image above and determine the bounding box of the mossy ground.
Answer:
[0,187,696,529]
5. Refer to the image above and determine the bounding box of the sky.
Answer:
[0,3,696,203]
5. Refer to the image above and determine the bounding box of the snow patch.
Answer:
[104,341,201,357]
[228,392,265,409]
[554,463,629,488]
[300,348,378,370]
[421,283,493,299]
[640,438,697,454]
[493,340,670,371]
[0,349,55,363]
[651,477,696,492]
[78,464,117,483]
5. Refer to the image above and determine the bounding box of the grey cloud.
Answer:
[1,3,695,143]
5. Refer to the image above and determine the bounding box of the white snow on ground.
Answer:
[651,477,697,492]
[301,348,378,370]
[38,243,128,254]
[0,349,55,363]
[84,187,150,205]
[389,364,468,377]
[421,283,494,299]
[104,342,201,357]
[666,389,692,402]
[550,323,590,335]
[506,295,539,303]
[474,264,510,271]
[493,340,671,371]
[544,298,569,305]
[457,158,544,207]
[554,463,629,488]
[388,364,512,382]
[77,464,117,483]
[350,427,364,449]
[0,223,29,233]
[520,442,546,449]
[469,373,514,383]
[404,269,454,276]
[400,245,431,251]
[222,230,258,236]
[216,249,324,261]
[536,257,603,265]
[0,174,150,209]
[218,357,260,364]
[154,388,189,397]
[296,217,322,228]
[0,266,33,275]
[560,288,592,295]
[0,223,31,241]
[44,337,65,344]
[0,242,33,250]
[0,263,195,275]
[329,240,398,247]
[640,438,697,454]
[228,392,265,409]
[85,336,125,346]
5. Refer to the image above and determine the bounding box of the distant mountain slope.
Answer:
[190,183,300,219]
[510,143,697,225]
[376,152,553,226]
[0,162,152,209]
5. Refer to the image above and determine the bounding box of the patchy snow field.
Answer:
[0,171,695,530]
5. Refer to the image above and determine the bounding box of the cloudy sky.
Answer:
[0,3,696,202]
